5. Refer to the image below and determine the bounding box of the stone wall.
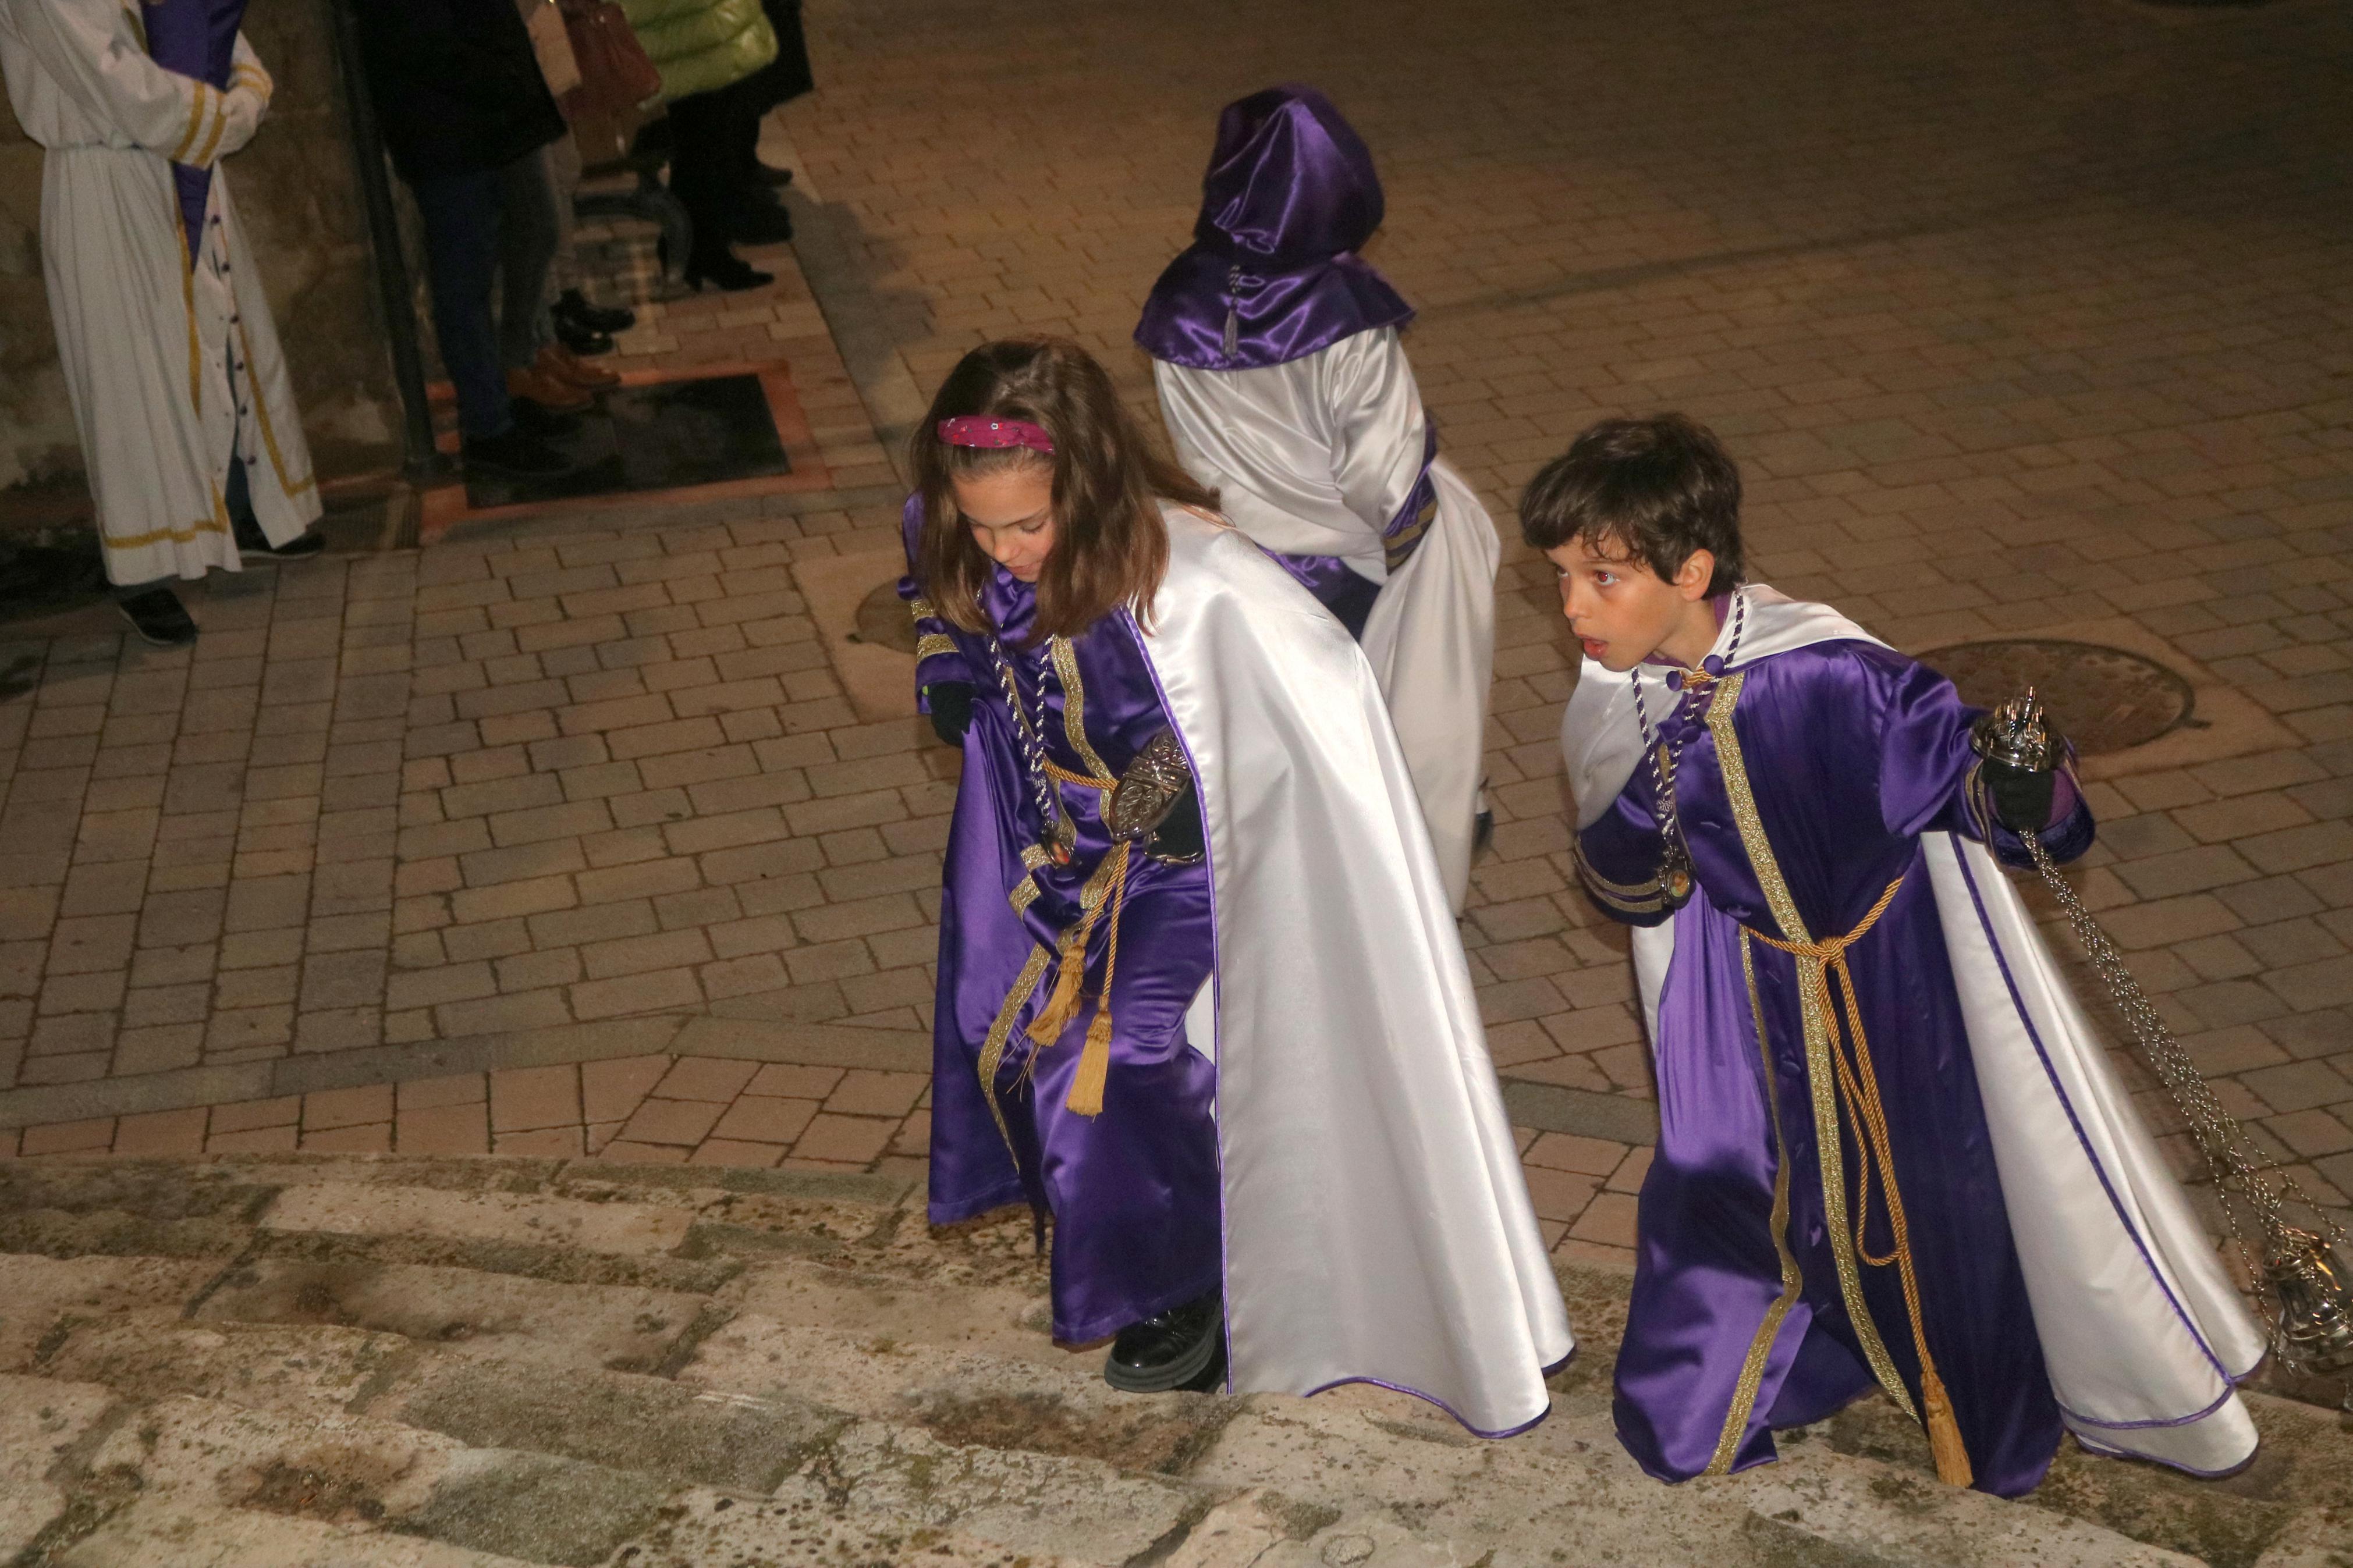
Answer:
[0,0,404,503]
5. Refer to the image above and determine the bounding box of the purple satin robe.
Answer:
[903,505,1221,1344]
[1134,85,1413,374]
[142,0,247,261]
[1578,640,2094,1498]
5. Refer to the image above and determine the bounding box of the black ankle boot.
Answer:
[1104,1291,1223,1394]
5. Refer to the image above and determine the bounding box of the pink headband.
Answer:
[937,416,1055,455]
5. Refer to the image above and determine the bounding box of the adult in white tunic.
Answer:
[1138,85,1499,912]
[0,0,319,643]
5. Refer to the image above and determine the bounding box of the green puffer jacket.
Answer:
[619,0,778,102]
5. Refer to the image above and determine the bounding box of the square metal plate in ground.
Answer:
[462,374,791,511]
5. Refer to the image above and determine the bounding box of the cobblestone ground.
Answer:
[3,0,2353,1279]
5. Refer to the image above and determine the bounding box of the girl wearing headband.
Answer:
[902,338,1569,1427]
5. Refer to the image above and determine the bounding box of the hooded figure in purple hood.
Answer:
[1139,86,1499,911]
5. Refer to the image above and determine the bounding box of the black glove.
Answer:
[924,681,974,748]
[1145,777,1205,863]
[1983,759,2055,833]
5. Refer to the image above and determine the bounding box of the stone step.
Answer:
[3,1153,2346,1568]
[0,1254,219,1371]
[52,1503,551,1568]
[190,1257,715,1376]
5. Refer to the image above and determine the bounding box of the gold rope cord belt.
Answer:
[975,629,1138,1129]
[1023,759,1132,1118]
[1746,871,1975,1489]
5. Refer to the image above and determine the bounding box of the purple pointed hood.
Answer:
[1135,85,1414,372]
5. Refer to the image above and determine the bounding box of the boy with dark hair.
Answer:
[1532,414,2263,1495]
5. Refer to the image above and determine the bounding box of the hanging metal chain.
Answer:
[989,636,1074,865]
[1980,692,2353,1377]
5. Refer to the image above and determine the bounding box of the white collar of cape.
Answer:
[1559,584,1886,829]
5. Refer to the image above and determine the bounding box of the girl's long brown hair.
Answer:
[911,338,1218,641]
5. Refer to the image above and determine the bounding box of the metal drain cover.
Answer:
[852,579,920,655]
[1920,639,2196,755]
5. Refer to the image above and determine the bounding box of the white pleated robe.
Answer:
[1154,327,1500,911]
[0,0,317,586]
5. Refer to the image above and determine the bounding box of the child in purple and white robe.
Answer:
[1532,415,2262,1497]
[903,338,1570,1432]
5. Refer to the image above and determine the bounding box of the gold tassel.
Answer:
[1921,1368,1975,1488]
[1067,1000,1113,1117]
[1028,936,1087,1046]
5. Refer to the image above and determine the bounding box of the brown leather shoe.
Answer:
[539,342,620,391]
[505,364,592,413]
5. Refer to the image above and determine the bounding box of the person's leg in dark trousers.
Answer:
[665,90,734,272]
[406,168,514,442]
[715,86,786,239]
[493,147,560,376]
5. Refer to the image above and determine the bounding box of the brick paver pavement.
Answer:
[3,0,2352,1276]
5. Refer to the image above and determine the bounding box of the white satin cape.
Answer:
[1148,505,1570,1436]
[1155,329,1499,911]
[1561,586,2264,1475]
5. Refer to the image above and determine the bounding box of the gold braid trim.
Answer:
[234,319,318,499]
[1383,493,1438,575]
[172,81,211,162]
[191,88,229,168]
[1710,670,1972,1488]
[977,945,1052,1160]
[1703,674,1918,1425]
[174,190,200,413]
[917,633,958,663]
[1703,931,1807,1476]
[1049,635,1114,781]
[105,518,228,551]
[1573,839,1670,915]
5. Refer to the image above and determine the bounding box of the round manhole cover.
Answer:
[851,579,920,655]
[1920,639,2196,756]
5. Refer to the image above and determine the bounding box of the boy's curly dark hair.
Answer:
[1517,414,1745,597]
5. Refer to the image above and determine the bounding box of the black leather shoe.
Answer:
[1103,1291,1223,1394]
[553,318,615,357]
[237,530,325,564]
[556,287,636,335]
[116,586,197,647]
[683,252,773,293]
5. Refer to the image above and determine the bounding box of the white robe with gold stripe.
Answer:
[0,0,317,586]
